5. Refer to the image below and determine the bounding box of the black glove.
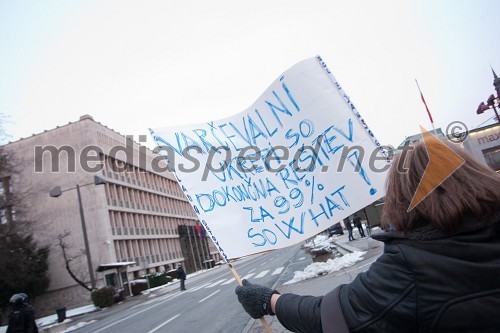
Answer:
[235,279,280,319]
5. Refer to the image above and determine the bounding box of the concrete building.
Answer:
[396,124,500,172]
[2,115,220,315]
[396,128,446,151]
[462,123,500,172]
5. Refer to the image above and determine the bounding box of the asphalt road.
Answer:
[76,243,309,333]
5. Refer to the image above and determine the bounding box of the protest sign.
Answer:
[150,56,390,260]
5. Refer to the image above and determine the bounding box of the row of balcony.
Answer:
[112,227,178,237]
[120,252,182,267]
[103,170,184,199]
[106,198,195,217]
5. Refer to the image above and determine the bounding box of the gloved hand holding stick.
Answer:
[228,265,275,333]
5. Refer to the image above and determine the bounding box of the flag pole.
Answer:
[415,79,436,132]
[227,263,274,333]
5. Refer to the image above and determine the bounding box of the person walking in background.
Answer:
[235,140,500,332]
[6,293,38,333]
[353,214,365,238]
[343,216,355,241]
[177,264,187,291]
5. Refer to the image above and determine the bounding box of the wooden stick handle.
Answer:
[229,264,273,333]
[229,265,242,285]
[259,317,273,332]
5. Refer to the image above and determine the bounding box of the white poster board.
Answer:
[150,56,390,260]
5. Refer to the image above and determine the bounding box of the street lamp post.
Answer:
[477,94,500,124]
[477,68,500,124]
[50,175,106,291]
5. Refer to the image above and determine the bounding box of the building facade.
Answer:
[2,115,220,315]
[396,128,445,151]
[462,123,500,172]
[396,124,500,173]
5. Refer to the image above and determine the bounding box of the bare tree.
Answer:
[56,231,92,292]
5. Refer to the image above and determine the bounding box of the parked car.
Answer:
[328,222,344,236]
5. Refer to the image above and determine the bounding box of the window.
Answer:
[482,146,500,172]
[105,273,117,287]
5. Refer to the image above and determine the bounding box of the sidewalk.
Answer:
[244,229,383,333]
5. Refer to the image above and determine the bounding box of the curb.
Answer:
[332,240,358,254]
[40,321,70,333]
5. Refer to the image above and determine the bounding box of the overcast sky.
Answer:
[1,0,499,148]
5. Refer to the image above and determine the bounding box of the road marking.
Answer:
[93,292,182,332]
[146,314,180,333]
[221,278,236,285]
[299,257,306,260]
[199,289,221,303]
[255,270,270,278]
[131,291,181,309]
[271,267,284,275]
[260,261,267,266]
[156,291,182,302]
[63,320,96,332]
[132,297,160,308]
[187,282,212,292]
[248,268,256,273]
[205,279,226,288]
[242,273,255,280]
[156,290,181,299]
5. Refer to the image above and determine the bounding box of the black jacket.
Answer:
[352,216,362,228]
[177,267,186,280]
[6,304,38,333]
[344,218,353,230]
[275,211,500,333]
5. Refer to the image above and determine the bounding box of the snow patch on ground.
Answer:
[34,304,98,327]
[303,234,336,252]
[284,251,366,285]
